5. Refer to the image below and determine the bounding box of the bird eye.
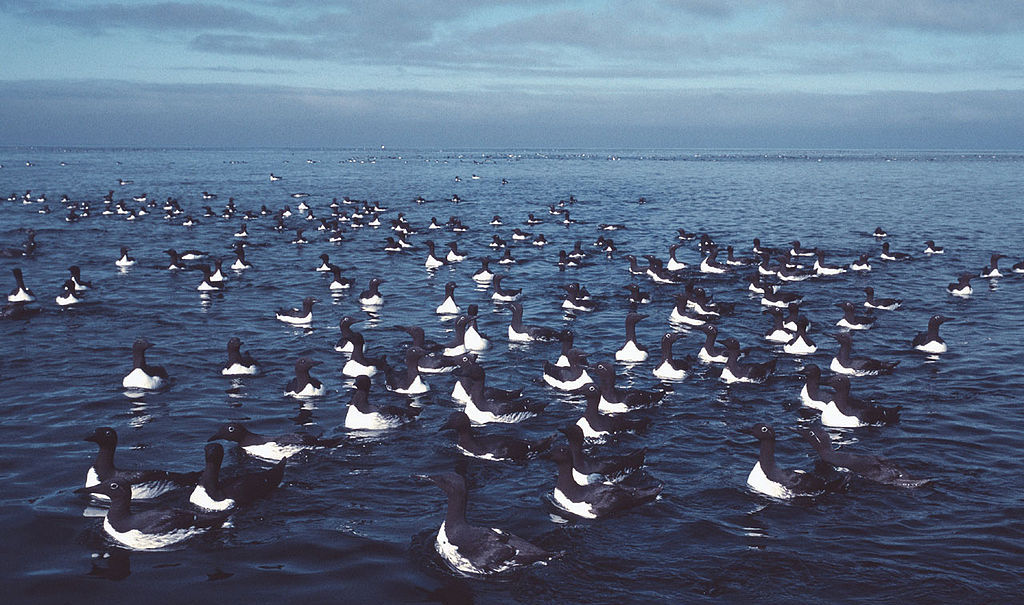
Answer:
[760,427,768,433]
[227,426,235,432]
[109,482,119,490]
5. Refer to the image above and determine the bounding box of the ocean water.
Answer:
[1,148,1023,604]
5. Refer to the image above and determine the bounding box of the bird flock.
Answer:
[3,163,1021,577]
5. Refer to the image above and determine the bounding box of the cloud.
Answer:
[1,79,1022,149]
[784,0,1024,34]
[190,34,329,60]
[11,1,281,34]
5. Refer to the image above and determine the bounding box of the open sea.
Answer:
[1,147,1022,604]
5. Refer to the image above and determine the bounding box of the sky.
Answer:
[1,0,1023,149]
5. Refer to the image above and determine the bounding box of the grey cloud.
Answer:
[190,34,329,60]
[11,1,280,34]
[1,79,1022,149]
[785,0,1024,34]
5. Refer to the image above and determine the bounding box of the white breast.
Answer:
[543,370,592,391]
[189,485,235,511]
[286,382,326,397]
[342,359,378,377]
[784,337,817,355]
[222,362,259,376]
[615,340,648,362]
[464,328,489,351]
[276,312,312,325]
[122,367,164,390]
[915,340,947,354]
[103,517,206,551]
[393,375,429,395]
[508,326,533,342]
[435,297,460,315]
[653,361,686,380]
[698,347,726,363]
[552,488,597,519]
[8,288,34,302]
[799,385,828,412]
[746,461,793,499]
[699,259,725,274]
[765,328,793,343]
[575,416,606,439]
[820,402,866,428]
[243,442,307,462]
[345,405,402,430]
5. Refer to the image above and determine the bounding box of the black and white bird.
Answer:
[189,443,285,511]
[740,423,826,499]
[429,472,558,574]
[76,480,229,550]
[794,425,930,487]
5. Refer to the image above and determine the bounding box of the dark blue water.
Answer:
[2,148,1023,603]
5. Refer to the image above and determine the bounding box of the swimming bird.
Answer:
[794,425,930,487]
[436,281,460,315]
[836,301,876,330]
[385,347,430,394]
[924,240,944,254]
[424,240,448,268]
[624,283,651,305]
[276,296,315,325]
[230,243,252,270]
[327,265,354,290]
[760,307,791,343]
[491,275,521,302]
[880,242,911,261]
[872,227,888,238]
[458,360,544,424]
[547,445,661,519]
[668,293,714,327]
[652,332,692,380]
[561,283,597,312]
[726,245,755,267]
[83,427,201,501]
[197,265,222,292]
[947,274,973,297]
[822,375,900,427]
[798,364,830,411]
[8,268,35,302]
[115,247,136,267]
[189,443,285,511]
[507,301,560,342]
[559,424,646,485]
[57,280,84,306]
[830,332,899,376]
[446,241,467,262]
[463,306,490,351]
[472,258,494,283]
[697,324,729,363]
[721,339,776,383]
[342,332,389,377]
[222,337,259,375]
[345,375,420,429]
[430,472,557,574]
[315,253,333,272]
[284,358,326,397]
[850,254,872,272]
[912,315,952,354]
[76,480,229,550]
[542,348,593,391]
[813,250,846,276]
[69,265,92,290]
[358,278,384,306]
[666,243,687,271]
[122,338,169,390]
[575,383,650,439]
[592,361,664,412]
[863,286,901,310]
[740,423,825,499]
[980,253,1005,278]
[783,317,817,355]
[614,312,649,362]
[209,422,342,462]
[440,411,554,462]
